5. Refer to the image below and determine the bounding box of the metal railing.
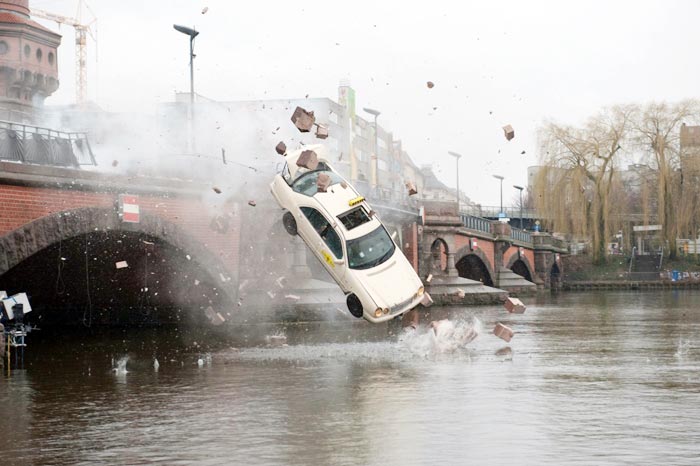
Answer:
[460,214,492,234]
[0,120,96,167]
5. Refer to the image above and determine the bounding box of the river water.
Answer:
[1,291,699,465]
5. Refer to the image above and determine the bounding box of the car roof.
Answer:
[286,144,383,239]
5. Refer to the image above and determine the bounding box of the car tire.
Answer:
[282,211,297,236]
[346,293,363,318]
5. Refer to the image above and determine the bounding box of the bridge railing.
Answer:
[510,227,532,243]
[460,214,492,234]
[0,120,96,167]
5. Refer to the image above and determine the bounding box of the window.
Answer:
[292,169,343,196]
[36,48,42,62]
[338,206,371,231]
[0,41,8,55]
[48,52,54,65]
[23,44,30,57]
[347,226,395,270]
[300,207,343,259]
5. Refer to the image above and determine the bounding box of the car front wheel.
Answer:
[346,293,363,318]
[282,211,297,236]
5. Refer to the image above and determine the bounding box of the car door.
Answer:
[299,206,347,289]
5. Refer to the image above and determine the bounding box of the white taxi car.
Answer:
[270,145,425,323]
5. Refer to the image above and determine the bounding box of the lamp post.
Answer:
[513,185,524,229]
[448,151,462,211]
[363,107,381,192]
[173,24,199,152]
[493,174,504,219]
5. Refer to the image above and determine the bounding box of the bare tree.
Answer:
[535,105,632,263]
[631,100,700,260]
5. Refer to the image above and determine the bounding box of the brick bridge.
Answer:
[0,163,566,327]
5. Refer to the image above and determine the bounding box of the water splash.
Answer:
[399,317,482,357]
[675,338,691,360]
[153,358,160,371]
[111,356,129,375]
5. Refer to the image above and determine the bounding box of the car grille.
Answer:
[390,294,418,315]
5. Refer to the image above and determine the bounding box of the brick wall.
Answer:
[0,184,240,278]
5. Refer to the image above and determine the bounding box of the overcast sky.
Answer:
[31,0,700,206]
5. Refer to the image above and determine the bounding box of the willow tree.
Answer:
[631,100,700,260]
[535,106,632,263]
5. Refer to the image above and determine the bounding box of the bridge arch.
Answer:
[506,254,535,282]
[429,237,449,273]
[0,207,237,326]
[454,246,495,287]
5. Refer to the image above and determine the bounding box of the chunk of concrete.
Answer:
[504,297,526,314]
[493,322,514,342]
[402,308,419,329]
[405,181,418,196]
[213,187,222,194]
[248,200,257,207]
[115,261,128,269]
[503,124,515,141]
[427,81,435,88]
[275,141,287,155]
[296,150,319,170]
[420,292,433,307]
[317,172,331,192]
[291,106,315,132]
[455,288,466,299]
[315,124,329,139]
[426,273,433,284]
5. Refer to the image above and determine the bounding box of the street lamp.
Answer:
[493,174,504,218]
[363,107,381,192]
[173,24,199,152]
[513,185,524,229]
[448,151,462,211]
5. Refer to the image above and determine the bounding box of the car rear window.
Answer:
[292,169,343,196]
[337,206,371,231]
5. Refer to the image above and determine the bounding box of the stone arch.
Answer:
[506,253,535,282]
[429,237,448,273]
[0,207,237,325]
[454,246,495,287]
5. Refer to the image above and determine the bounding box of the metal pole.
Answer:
[189,35,195,153]
[455,157,460,211]
[519,189,523,229]
[499,178,503,214]
[374,115,378,193]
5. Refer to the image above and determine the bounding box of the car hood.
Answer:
[351,251,422,308]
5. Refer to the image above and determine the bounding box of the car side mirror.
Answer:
[334,258,345,265]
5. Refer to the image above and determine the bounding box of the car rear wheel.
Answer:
[282,211,297,236]
[346,293,363,318]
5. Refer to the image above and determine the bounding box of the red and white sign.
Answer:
[119,194,140,223]
[470,237,478,251]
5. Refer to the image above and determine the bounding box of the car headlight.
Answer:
[374,308,383,318]
[383,308,390,315]
[416,286,424,297]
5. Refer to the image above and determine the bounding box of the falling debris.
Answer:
[455,288,466,299]
[111,160,119,167]
[204,306,224,325]
[267,291,275,299]
[296,150,319,170]
[248,200,257,207]
[186,255,191,260]
[317,172,331,192]
[201,6,209,14]
[315,124,329,139]
[285,294,301,301]
[275,141,287,155]
[405,181,418,196]
[194,279,200,286]
[275,276,286,289]
[426,81,434,88]
[420,292,434,307]
[115,261,128,269]
[504,297,526,314]
[493,322,514,342]
[290,106,316,132]
[426,273,433,284]
[503,124,515,141]
[213,187,222,194]
[368,209,376,218]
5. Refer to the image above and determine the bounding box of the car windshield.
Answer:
[292,169,344,196]
[347,225,395,270]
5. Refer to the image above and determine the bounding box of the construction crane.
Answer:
[31,0,96,106]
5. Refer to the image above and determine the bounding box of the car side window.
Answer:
[300,207,343,259]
